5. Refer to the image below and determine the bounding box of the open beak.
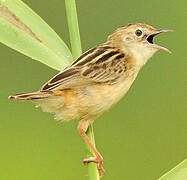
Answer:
[146,29,173,53]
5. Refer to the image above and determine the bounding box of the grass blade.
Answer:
[158,159,187,180]
[0,0,72,70]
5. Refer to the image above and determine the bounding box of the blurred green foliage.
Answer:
[0,0,187,180]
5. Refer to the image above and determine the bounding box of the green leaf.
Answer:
[0,0,73,70]
[158,159,187,180]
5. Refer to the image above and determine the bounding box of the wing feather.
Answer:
[41,45,126,91]
[81,56,126,83]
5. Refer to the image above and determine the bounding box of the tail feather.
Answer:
[9,91,51,100]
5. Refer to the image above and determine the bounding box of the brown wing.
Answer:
[41,67,81,90]
[81,53,126,84]
[41,45,126,91]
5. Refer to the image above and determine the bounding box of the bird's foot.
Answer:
[83,155,105,177]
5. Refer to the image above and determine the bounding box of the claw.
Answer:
[83,156,105,177]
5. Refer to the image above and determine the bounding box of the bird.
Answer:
[9,23,171,175]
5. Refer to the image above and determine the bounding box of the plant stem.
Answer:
[64,1,100,180]
[86,126,100,180]
[65,0,82,59]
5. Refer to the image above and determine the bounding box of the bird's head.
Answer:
[108,23,172,65]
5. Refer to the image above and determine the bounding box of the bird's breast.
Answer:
[77,69,139,117]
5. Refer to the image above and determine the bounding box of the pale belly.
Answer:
[75,72,138,120]
[37,71,139,122]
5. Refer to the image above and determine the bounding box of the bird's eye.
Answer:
[135,29,143,36]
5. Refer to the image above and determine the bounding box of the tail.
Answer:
[8,91,52,100]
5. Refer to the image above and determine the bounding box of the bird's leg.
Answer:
[77,120,105,176]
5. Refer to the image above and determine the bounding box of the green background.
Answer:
[0,0,187,179]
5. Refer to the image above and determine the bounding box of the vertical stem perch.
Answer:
[65,0,100,179]
[86,125,100,180]
[65,0,82,59]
